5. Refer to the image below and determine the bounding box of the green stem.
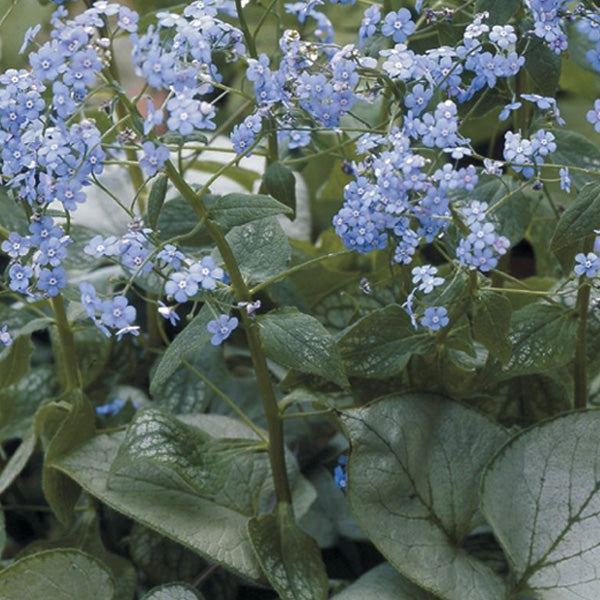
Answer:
[106,43,147,214]
[183,360,267,441]
[50,296,81,392]
[574,237,594,409]
[164,162,292,505]
[249,250,353,294]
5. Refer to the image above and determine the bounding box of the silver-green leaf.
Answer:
[482,410,600,599]
[258,307,349,388]
[248,503,328,600]
[0,549,115,600]
[142,583,205,600]
[341,394,509,600]
[331,563,437,600]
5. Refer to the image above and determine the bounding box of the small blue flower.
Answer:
[381,8,415,44]
[587,100,600,133]
[157,301,180,326]
[207,314,239,345]
[0,326,12,347]
[189,256,224,290]
[140,141,170,177]
[421,306,449,331]
[165,271,199,302]
[574,253,600,278]
[8,263,33,293]
[560,168,571,193]
[37,266,67,297]
[1,232,31,259]
[100,296,137,330]
[333,455,348,491]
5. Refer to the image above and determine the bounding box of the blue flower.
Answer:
[189,256,224,290]
[100,296,137,330]
[37,266,67,297]
[207,314,239,345]
[587,100,600,132]
[560,167,571,193]
[8,263,33,293]
[140,141,170,177]
[574,253,600,278]
[421,307,449,331]
[0,326,12,347]
[165,271,199,302]
[157,301,180,326]
[333,455,348,491]
[381,9,415,43]
[1,232,31,258]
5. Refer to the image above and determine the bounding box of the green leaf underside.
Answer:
[331,563,437,599]
[258,308,349,388]
[341,394,509,600]
[142,583,205,600]
[338,305,434,378]
[499,304,577,379]
[209,193,293,229]
[551,182,600,251]
[482,410,600,599]
[0,549,114,600]
[0,335,32,389]
[248,503,328,600]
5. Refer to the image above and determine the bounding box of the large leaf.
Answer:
[0,549,114,600]
[499,304,577,379]
[472,291,512,364]
[149,305,212,394]
[222,216,291,284]
[551,182,600,251]
[55,412,313,584]
[248,503,328,600]
[482,410,600,599]
[341,394,510,600]
[258,307,349,388]
[331,563,437,600]
[209,193,293,230]
[142,584,205,600]
[55,432,263,582]
[338,305,434,379]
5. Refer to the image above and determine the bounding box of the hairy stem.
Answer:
[50,295,81,392]
[164,161,293,505]
[574,237,594,409]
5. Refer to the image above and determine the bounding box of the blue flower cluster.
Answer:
[503,129,556,179]
[80,282,138,340]
[82,222,229,335]
[1,217,71,298]
[132,0,245,145]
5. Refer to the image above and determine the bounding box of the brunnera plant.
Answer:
[1,0,600,597]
